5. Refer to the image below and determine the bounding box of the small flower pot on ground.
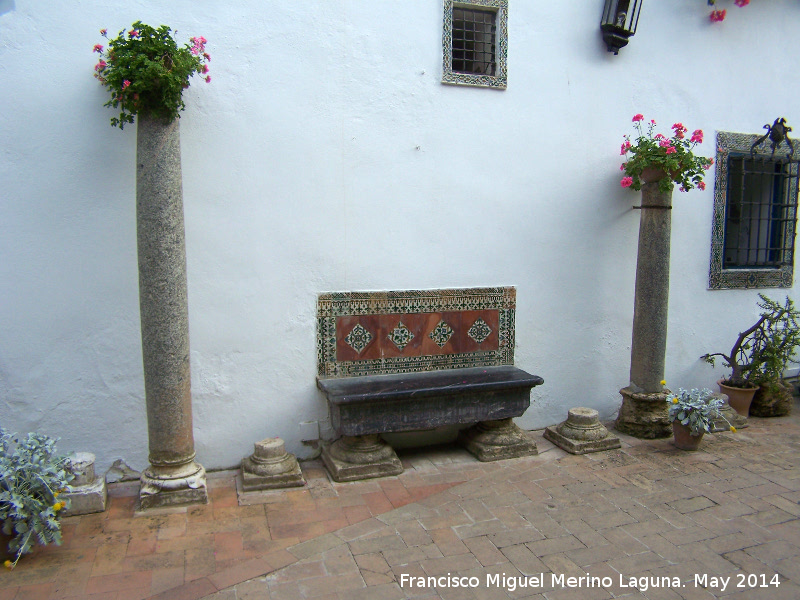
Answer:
[672,421,704,451]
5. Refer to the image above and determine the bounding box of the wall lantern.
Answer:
[601,0,642,55]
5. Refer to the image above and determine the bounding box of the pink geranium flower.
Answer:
[633,114,644,122]
[691,130,703,144]
[698,181,706,191]
[710,9,726,22]
[665,146,677,154]
[128,29,139,37]
[621,177,633,188]
[735,0,749,6]
[93,44,103,53]
[122,80,131,89]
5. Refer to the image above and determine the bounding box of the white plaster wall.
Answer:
[1,0,798,474]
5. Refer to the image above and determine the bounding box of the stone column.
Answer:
[615,180,673,438]
[136,113,207,509]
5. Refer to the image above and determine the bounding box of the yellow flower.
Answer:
[3,560,12,570]
[53,502,63,512]
[672,398,679,404]
[730,426,737,433]
[54,491,60,498]
[660,380,667,386]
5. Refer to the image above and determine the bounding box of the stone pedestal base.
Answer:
[711,393,748,431]
[62,452,108,516]
[458,418,538,462]
[138,460,208,510]
[615,387,671,439]
[544,408,621,454]
[242,438,305,491]
[322,435,403,482]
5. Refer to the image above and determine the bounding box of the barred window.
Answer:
[709,132,799,289]
[451,8,496,76]
[442,1,508,89]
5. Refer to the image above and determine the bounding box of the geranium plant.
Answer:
[619,114,714,193]
[708,0,750,23]
[93,21,210,129]
[667,388,733,436]
[1,430,73,569]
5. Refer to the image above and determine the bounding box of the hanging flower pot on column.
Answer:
[93,23,211,510]
[615,115,713,439]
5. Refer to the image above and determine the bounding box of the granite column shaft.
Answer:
[136,113,207,508]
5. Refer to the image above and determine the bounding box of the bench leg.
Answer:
[321,434,403,482]
[458,418,538,462]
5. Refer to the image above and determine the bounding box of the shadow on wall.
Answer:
[0,0,14,17]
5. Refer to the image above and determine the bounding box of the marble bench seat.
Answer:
[317,365,544,482]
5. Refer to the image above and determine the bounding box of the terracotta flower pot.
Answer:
[717,380,758,416]
[640,166,669,184]
[672,421,704,451]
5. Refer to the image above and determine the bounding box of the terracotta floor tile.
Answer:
[183,547,217,582]
[9,582,55,600]
[213,531,244,563]
[362,490,394,515]
[0,589,17,600]
[149,576,218,600]
[85,570,152,594]
[150,565,186,595]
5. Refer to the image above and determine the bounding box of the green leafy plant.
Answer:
[93,21,210,129]
[1,430,73,569]
[667,388,731,436]
[701,294,800,389]
[619,114,713,193]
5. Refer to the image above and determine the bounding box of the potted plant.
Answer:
[667,388,733,451]
[702,294,799,416]
[1,429,73,569]
[619,114,713,193]
[93,22,210,129]
[749,296,800,417]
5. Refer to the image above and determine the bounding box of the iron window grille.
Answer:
[442,0,508,89]
[709,131,799,289]
[451,8,496,76]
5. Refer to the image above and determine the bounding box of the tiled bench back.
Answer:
[317,287,516,378]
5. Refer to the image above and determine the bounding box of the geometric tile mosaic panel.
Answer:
[318,287,515,377]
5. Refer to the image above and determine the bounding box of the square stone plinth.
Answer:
[543,426,621,455]
[242,463,305,491]
[62,477,108,516]
[321,444,403,482]
[457,420,538,462]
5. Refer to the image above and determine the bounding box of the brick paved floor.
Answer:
[2,400,799,599]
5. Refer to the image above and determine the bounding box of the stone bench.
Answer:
[315,287,544,482]
[317,365,544,481]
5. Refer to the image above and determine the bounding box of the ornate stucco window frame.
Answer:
[442,0,508,90]
[708,131,798,290]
